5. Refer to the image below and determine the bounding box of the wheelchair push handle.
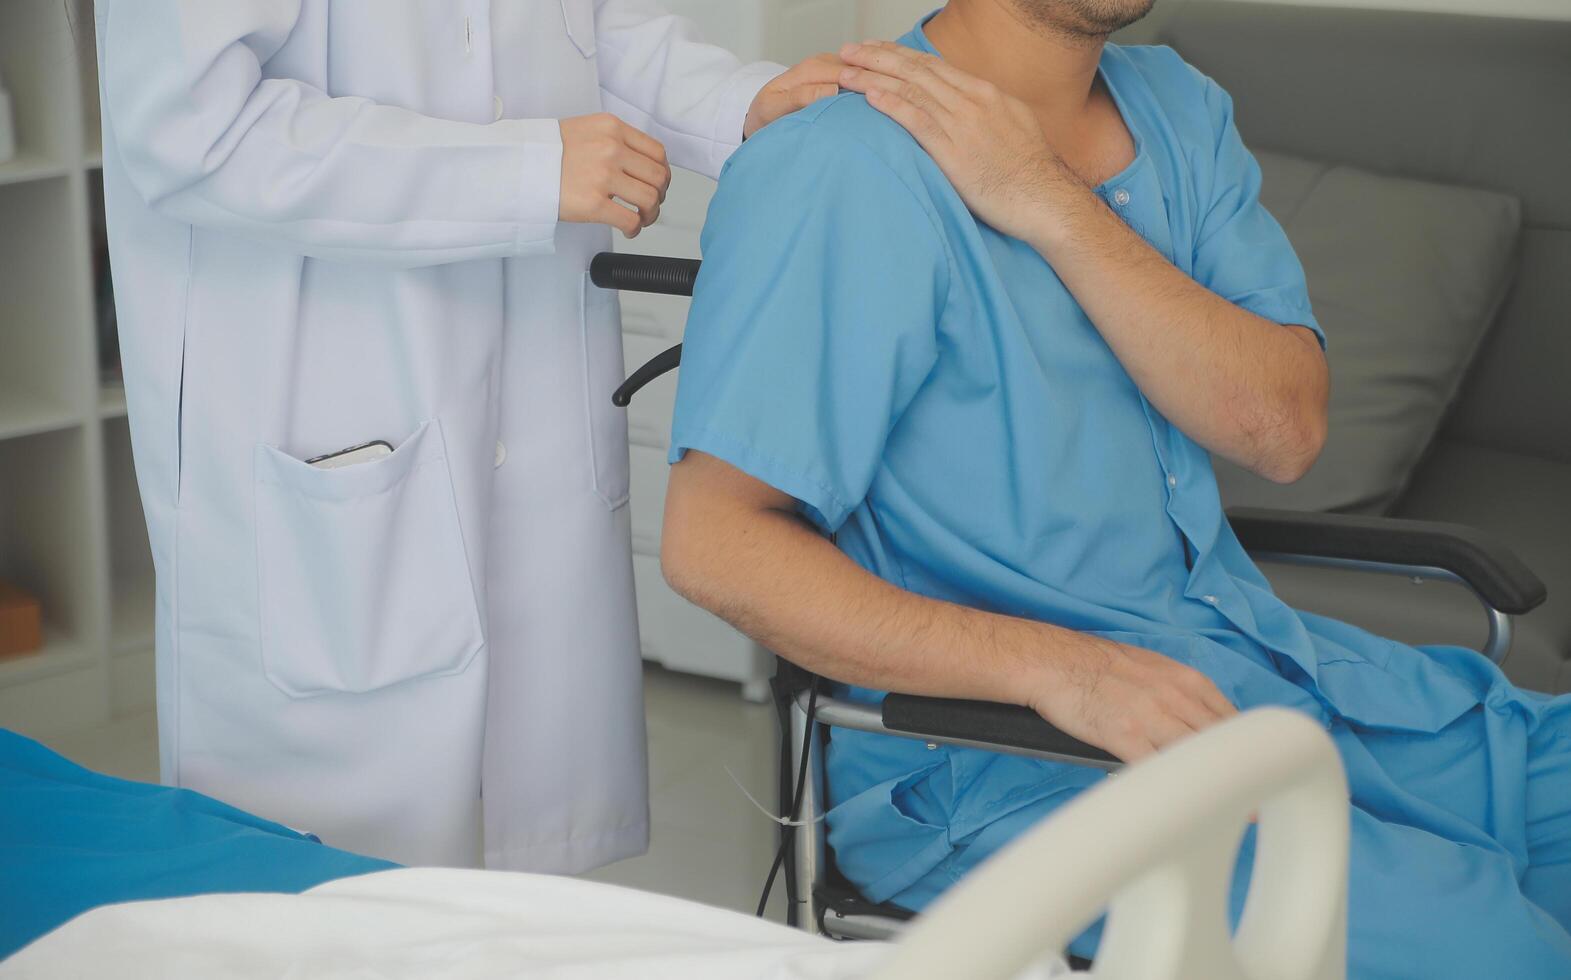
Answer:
[592,252,698,406]
[590,252,701,297]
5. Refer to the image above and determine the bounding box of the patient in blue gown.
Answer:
[661,7,1571,978]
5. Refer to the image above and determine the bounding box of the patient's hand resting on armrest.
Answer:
[662,450,1237,762]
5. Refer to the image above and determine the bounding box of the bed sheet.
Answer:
[2,867,913,978]
[0,728,394,958]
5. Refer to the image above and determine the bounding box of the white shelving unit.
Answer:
[0,1,152,739]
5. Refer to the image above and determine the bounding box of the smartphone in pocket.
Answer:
[306,440,394,470]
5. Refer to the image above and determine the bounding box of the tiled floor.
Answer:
[584,665,789,920]
[36,664,791,921]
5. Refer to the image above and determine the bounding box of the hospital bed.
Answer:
[591,251,1548,952]
[2,707,1347,979]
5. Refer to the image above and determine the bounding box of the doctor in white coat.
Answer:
[93,0,839,871]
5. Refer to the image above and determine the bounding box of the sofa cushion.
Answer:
[1256,440,1571,694]
[1213,151,1521,515]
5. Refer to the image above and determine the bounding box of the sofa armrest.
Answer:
[1227,506,1547,616]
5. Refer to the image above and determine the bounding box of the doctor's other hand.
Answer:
[1028,637,1238,763]
[743,54,845,139]
[837,42,1069,243]
[558,113,672,238]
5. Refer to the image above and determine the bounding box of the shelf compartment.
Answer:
[98,381,127,419]
[103,417,155,656]
[87,168,120,385]
[0,1,85,168]
[0,150,69,187]
[110,568,154,656]
[0,384,79,442]
[73,0,101,168]
[0,176,93,426]
[0,626,91,686]
[0,427,96,672]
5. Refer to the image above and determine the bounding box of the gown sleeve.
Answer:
[669,111,950,532]
[1190,80,1325,348]
[100,0,562,267]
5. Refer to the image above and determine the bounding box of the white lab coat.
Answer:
[94,0,781,871]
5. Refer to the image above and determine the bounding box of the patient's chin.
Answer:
[1017,0,1158,38]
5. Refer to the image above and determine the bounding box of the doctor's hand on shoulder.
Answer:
[558,54,843,238]
[743,53,845,139]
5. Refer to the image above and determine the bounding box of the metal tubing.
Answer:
[789,697,827,937]
[1252,551,1514,665]
[824,913,908,942]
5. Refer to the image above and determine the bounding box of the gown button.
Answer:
[494,441,507,468]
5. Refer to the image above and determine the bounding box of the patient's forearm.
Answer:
[661,451,1237,760]
[663,460,1060,707]
[1024,182,1329,484]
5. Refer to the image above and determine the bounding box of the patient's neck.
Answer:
[925,1,1106,130]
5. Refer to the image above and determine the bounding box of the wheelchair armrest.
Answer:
[879,695,1118,768]
[1227,506,1547,616]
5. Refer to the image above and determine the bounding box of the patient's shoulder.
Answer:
[719,92,941,207]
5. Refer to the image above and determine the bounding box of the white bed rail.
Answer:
[868,708,1349,980]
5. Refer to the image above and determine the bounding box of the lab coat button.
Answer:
[493,95,505,121]
[1113,188,1132,207]
[494,441,507,468]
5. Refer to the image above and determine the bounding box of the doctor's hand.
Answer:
[836,42,1073,243]
[743,54,846,139]
[1029,637,1239,763]
[559,113,672,238]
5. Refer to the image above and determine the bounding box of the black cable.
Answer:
[756,678,819,918]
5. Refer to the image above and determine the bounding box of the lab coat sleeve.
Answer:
[593,0,785,179]
[99,0,562,267]
[1191,80,1324,348]
[669,114,948,532]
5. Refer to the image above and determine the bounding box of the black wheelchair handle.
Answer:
[612,342,683,407]
[590,252,701,297]
[593,253,698,406]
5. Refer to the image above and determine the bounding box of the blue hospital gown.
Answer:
[668,21,1571,980]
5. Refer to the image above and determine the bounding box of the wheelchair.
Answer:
[591,251,1549,949]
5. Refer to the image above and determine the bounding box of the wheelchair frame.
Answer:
[590,251,1549,944]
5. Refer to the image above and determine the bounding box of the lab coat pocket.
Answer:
[560,0,597,58]
[253,420,484,699]
[582,274,631,509]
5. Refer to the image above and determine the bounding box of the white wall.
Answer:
[1202,0,1571,17]
[860,0,1571,39]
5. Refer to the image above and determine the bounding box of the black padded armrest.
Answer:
[1228,507,1547,616]
[882,695,1118,766]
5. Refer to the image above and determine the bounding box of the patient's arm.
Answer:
[662,450,1237,762]
[836,43,1329,485]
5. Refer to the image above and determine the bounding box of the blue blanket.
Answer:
[0,728,395,959]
